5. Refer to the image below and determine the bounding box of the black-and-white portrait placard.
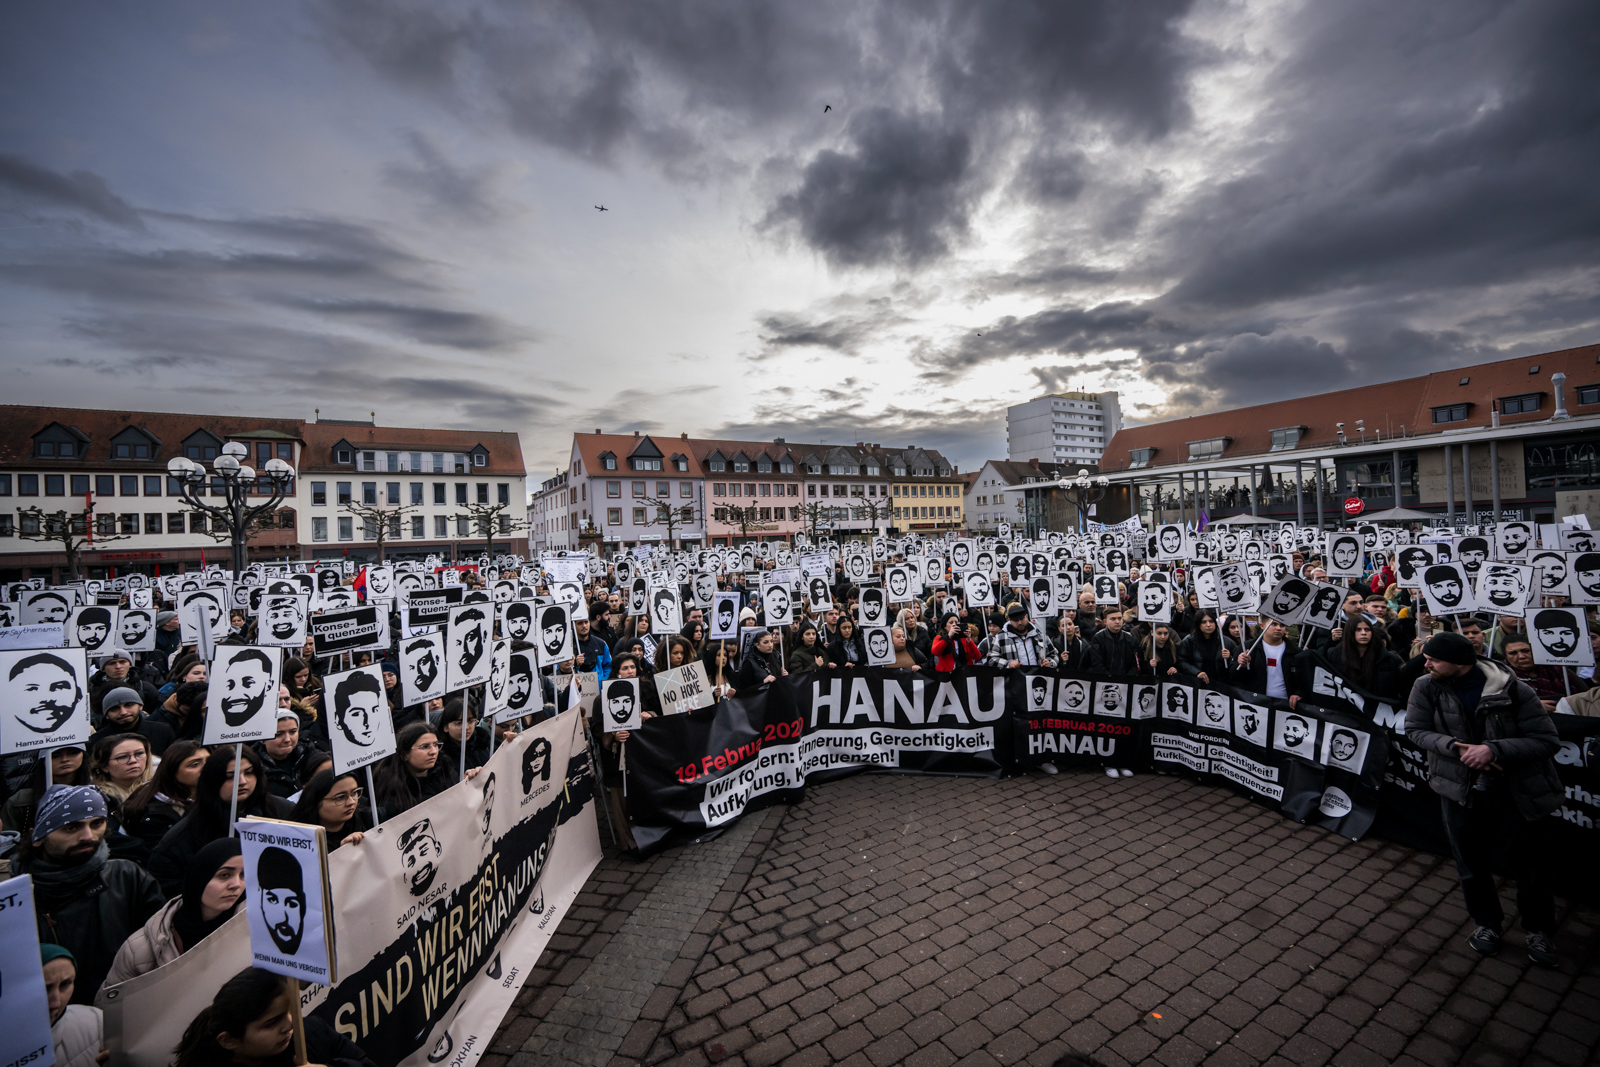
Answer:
[1324,534,1365,579]
[1526,606,1593,668]
[1572,552,1600,606]
[400,632,447,705]
[66,605,116,653]
[446,604,493,690]
[601,677,642,733]
[178,588,226,647]
[204,646,282,745]
[310,605,390,658]
[0,601,16,629]
[499,600,535,644]
[484,639,512,720]
[857,586,887,627]
[1197,689,1232,730]
[1153,524,1191,561]
[534,602,574,671]
[1320,724,1371,772]
[0,646,91,754]
[1301,582,1345,631]
[1130,682,1159,720]
[20,589,75,627]
[708,592,740,640]
[762,583,794,626]
[1528,550,1569,598]
[1418,561,1477,616]
[650,585,682,633]
[258,594,309,648]
[1094,681,1129,718]
[1232,699,1271,747]
[324,664,396,773]
[863,626,895,666]
[502,651,537,722]
[1272,709,1320,760]
[1135,580,1171,624]
[1494,520,1535,561]
[1158,682,1194,724]
[963,571,996,608]
[1262,576,1314,626]
[1092,574,1118,607]
[1193,567,1219,610]
[1393,544,1437,588]
[1056,677,1091,715]
[1212,562,1260,614]
[1476,562,1535,613]
[885,566,913,603]
[237,818,336,985]
[1024,674,1054,713]
[365,566,397,603]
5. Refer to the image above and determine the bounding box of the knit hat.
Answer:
[32,785,107,843]
[100,648,133,666]
[101,686,144,713]
[380,661,399,676]
[156,611,179,627]
[739,606,757,623]
[40,943,76,968]
[1422,632,1476,667]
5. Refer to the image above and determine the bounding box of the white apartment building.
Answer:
[1006,391,1122,466]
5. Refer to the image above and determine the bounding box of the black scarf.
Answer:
[26,840,108,908]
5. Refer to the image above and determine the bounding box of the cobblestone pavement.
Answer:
[494,770,1600,1067]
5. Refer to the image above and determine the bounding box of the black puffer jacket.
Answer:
[1404,660,1562,819]
[1177,631,1239,683]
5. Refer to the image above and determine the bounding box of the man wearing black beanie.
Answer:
[1405,630,1563,966]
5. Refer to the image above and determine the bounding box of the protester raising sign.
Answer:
[311,606,391,658]
[237,818,338,985]
[655,661,716,715]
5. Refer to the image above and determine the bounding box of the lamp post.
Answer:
[168,442,295,577]
[1060,468,1110,535]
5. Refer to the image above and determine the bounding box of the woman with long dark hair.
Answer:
[787,622,826,674]
[733,630,785,690]
[124,741,210,854]
[1143,623,1180,677]
[175,966,374,1067]
[150,747,290,898]
[1339,615,1404,700]
[289,770,369,849]
[0,746,89,844]
[372,722,470,821]
[651,634,696,674]
[1177,611,1238,685]
[826,617,866,669]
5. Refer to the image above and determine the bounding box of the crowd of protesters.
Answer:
[1,525,1591,1063]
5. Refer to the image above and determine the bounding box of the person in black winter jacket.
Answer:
[733,631,786,690]
[1232,618,1307,705]
[253,711,319,798]
[19,785,165,1003]
[1405,633,1563,963]
[88,650,162,726]
[149,747,290,898]
[1177,612,1238,685]
[176,966,377,1067]
[88,687,176,758]
[1085,609,1141,674]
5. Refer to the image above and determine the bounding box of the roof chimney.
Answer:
[634,430,640,437]
[594,428,601,434]
[1029,458,1040,468]
[681,433,689,439]
[1552,372,1571,420]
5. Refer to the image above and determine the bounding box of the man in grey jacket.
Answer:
[1405,632,1563,965]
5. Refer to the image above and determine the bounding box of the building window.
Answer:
[386,452,399,472]
[0,474,9,496]
[409,482,423,505]
[608,508,622,525]
[117,513,137,534]
[94,475,114,496]
[454,454,467,474]
[433,483,446,505]
[476,483,489,504]
[498,483,510,505]
[674,456,688,472]
[336,448,352,464]
[680,481,692,498]
[113,441,150,459]
[337,482,352,505]
[602,454,618,470]
[631,457,662,471]
[632,507,647,524]
[312,516,329,541]
[360,451,376,471]
[1186,438,1228,461]
[407,515,421,538]
[142,513,160,534]
[474,453,487,467]
[362,482,377,505]
[1577,384,1600,405]
[1431,403,1470,424]
[632,481,645,498]
[382,482,397,504]
[807,484,816,497]
[733,459,749,473]
[456,517,470,536]
[1499,393,1541,416]
[168,513,185,533]
[144,475,162,496]
[709,458,725,472]
[1269,427,1304,452]
[69,475,88,496]
[337,517,353,540]
[45,475,65,496]
[455,483,468,505]
[435,515,449,538]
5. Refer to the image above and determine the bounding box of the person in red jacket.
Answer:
[930,613,983,671]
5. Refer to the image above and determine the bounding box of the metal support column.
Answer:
[1392,448,1402,511]
[1315,458,1325,529]
[1444,444,1455,523]
[1249,466,1259,516]
[1295,460,1304,526]
[1178,472,1188,527]
[1490,440,1501,523]
[1461,442,1472,525]
[1204,470,1212,518]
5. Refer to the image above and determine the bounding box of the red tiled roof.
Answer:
[571,433,706,479]
[0,405,303,467]
[300,421,525,475]
[1101,343,1600,472]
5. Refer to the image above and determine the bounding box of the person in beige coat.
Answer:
[43,944,105,1067]
[97,838,243,995]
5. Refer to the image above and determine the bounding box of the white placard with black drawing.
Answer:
[762,583,794,626]
[66,605,116,654]
[1526,606,1593,668]
[446,603,494,690]
[204,646,282,746]
[1417,560,1477,616]
[258,594,310,648]
[863,626,895,666]
[0,646,92,756]
[178,588,227,648]
[484,639,513,720]
[117,607,158,652]
[236,817,337,985]
[708,592,740,640]
[533,602,575,671]
[601,677,642,733]
[400,631,448,705]
[325,664,397,773]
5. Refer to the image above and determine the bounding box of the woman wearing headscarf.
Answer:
[99,838,244,993]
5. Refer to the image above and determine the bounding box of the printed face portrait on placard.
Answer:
[402,634,446,704]
[1528,607,1592,667]
[1273,711,1318,759]
[964,571,995,607]
[807,576,832,608]
[1057,678,1089,712]
[205,647,281,745]
[316,567,342,592]
[1496,521,1533,559]
[652,587,682,632]
[887,567,911,601]
[330,665,389,751]
[1027,674,1054,711]
[1477,563,1532,611]
[261,595,308,647]
[22,590,73,625]
[602,677,641,732]
[1095,682,1127,718]
[1194,568,1219,609]
[397,571,423,594]
[1327,535,1363,577]
[1572,553,1600,605]
[710,593,740,640]
[1416,562,1472,615]
[486,639,511,713]
[117,607,155,651]
[950,541,972,569]
[1156,524,1185,559]
[505,653,536,715]
[1160,684,1193,723]
[67,605,114,651]
[764,585,793,626]
[535,603,574,668]
[254,845,307,955]
[1529,550,1568,596]
[858,587,885,625]
[2,647,90,750]
[367,567,395,600]
[398,818,443,897]
[1267,578,1312,623]
[1137,582,1170,623]
[179,590,224,644]
[862,626,893,665]
[1093,575,1118,606]
[447,605,492,689]
[1199,690,1230,728]
[1303,583,1344,630]
[1394,545,1434,586]
[1132,683,1158,719]
[1233,700,1270,746]
[1214,563,1254,611]
[1320,726,1370,771]
[692,572,717,608]
[1457,537,1490,574]
[503,601,533,642]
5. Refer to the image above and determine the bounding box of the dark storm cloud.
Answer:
[0,153,143,227]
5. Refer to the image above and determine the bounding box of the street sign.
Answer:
[1343,496,1366,517]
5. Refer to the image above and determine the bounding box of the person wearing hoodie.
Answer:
[1406,632,1563,966]
[99,837,244,994]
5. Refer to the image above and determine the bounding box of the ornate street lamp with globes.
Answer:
[168,441,295,577]
[1061,468,1110,534]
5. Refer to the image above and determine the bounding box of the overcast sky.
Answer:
[2,1,1596,482]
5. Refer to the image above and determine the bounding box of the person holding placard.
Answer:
[100,838,245,991]
[733,631,786,690]
[787,622,826,674]
[289,770,370,850]
[1176,612,1237,685]
[174,966,375,1067]
[825,617,866,669]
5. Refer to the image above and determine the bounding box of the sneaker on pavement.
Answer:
[1105,767,1120,778]
[1119,768,1134,777]
[1040,762,1059,775]
[1526,932,1557,966]
[1467,926,1501,955]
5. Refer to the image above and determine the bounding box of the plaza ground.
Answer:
[489,770,1600,1067]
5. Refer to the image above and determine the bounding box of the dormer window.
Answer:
[1127,448,1156,469]
[1431,403,1470,424]
[33,422,87,459]
[337,448,352,464]
[1186,437,1229,460]
[866,464,880,476]
[600,452,618,470]
[732,451,750,472]
[470,445,490,467]
[111,426,157,460]
[1268,427,1304,452]
[672,454,688,472]
[779,458,794,473]
[893,465,907,476]
[183,429,223,462]
[756,456,772,474]
[630,455,662,470]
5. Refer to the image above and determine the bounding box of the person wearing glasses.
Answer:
[288,768,370,849]
[90,733,155,803]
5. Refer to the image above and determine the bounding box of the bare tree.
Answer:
[451,501,531,561]
[639,496,702,551]
[340,501,423,563]
[16,503,132,580]
[711,500,765,544]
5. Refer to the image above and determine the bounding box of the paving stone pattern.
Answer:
[628,771,1600,1067]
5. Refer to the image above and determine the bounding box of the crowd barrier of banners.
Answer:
[623,666,1600,896]
[100,711,601,1067]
